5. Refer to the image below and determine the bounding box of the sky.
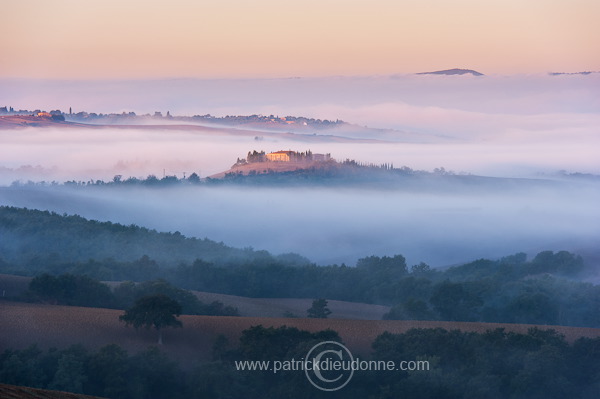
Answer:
[1,0,599,79]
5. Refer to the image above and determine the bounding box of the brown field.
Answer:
[2,301,600,369]
[0,383,106,399]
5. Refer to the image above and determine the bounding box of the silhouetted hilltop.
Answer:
[205,150,562,192]
[209,150,401,181]
[417,68,484,76]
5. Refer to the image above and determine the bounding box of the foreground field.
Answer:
[3,301,600,369]
[0,383,106,399]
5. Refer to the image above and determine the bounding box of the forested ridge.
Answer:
[0,206,302,267]
[1,206,599,328]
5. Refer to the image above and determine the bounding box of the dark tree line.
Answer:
[15,250,599,328]
[24,274,239,317]
[0,345,184,399]
[3,326,598,398]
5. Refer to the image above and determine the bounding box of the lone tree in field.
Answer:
[307,298,332,318]
[119,294,182,345]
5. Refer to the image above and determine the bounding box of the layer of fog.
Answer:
[1,124,599,186]
[3,74,599,118]
[1,181,599,268]
[2,73,598,181]
[2,74,599,136]
[1,74,598,267]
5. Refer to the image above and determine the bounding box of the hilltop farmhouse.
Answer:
[265,150,330,163]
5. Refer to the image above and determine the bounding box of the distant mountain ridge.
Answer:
[549,71,599,76]
[417,68,484,76]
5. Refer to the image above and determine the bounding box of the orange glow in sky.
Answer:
[1,0,598,78]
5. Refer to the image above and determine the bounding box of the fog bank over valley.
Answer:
[2,74,599,183]
[1,181,598,268]
[0,124,598,185]
[3,74,599,120]
[1,73,598,267]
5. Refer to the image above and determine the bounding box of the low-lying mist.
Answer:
[1,124,599,186]
[1,73,598,267]
[1,180,598,268]
[2,73,599,182]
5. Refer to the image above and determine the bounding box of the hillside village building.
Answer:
[265,150,330,162]
[266,151,295,162]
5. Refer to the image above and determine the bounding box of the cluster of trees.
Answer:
[220,159,423,185]
[214,162,510,188]
[341,158,396,171]
[0,344,185,399]
[207,326,600,398]
[26,273,115,308]
[0,107,64,116]
[245,150,266,163]
[170,252,596,327]
[366,327,600,399]
[234,149,322,166]
[10,165,423,188]
[307,298,331,318]
[7,161,458,188]
[2,108,346,128]
[25,274,239,317]
[119,294,183,345]
[16,250,599,328]
[8,174,202,187]
[4,325,598,398]
[190,113,344,128]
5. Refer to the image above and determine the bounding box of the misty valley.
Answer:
[1,197,600,398]
[1,151,600,397]
[1,75,600,398]
[1,165,598,267]
[3,0,600,395]
[0,204,598,327]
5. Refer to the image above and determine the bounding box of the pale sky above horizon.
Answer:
[1,0,599,79]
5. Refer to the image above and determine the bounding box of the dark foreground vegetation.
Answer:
[1,206,599,328]
[1,325,599,399]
